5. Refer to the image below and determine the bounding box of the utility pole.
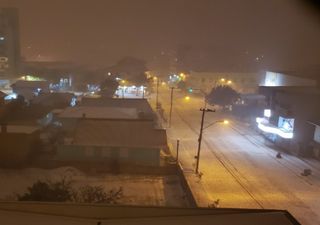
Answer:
[169,87,174,127]
[156,78,159,109]
[176,139,180,163]
[195,108,215,174]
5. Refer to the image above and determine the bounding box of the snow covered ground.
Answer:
[0,167,189,207]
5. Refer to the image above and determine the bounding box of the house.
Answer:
[0,124,41,167]
[80,97,155,120]
[32,92,76,109]
[56,106,140,133]
[57,119,168,166]
[11,80,50,100]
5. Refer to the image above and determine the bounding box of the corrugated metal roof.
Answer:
[73,120,167,148]
[58,106,139,119]
[11,80,49,88]
[81,97,153,114]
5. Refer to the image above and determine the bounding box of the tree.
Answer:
[17,178,73,202]
[177,80,186,90]
[17,177,123,204]
[206,85,239,107]
[99,77,119,98]
[108,57,148,85]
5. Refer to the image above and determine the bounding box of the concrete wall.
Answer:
[57,145,160,166]
[0,132,40,167]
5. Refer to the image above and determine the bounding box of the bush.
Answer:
[17,177,123,204]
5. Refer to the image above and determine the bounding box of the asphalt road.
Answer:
[152,86,320,225]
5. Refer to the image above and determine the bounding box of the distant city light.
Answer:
[220,78,225,82]
[223,120,229,125]
[0,36,4,41]
[227,80,232,84]
[264,109,271,118]
[184,96,190,100]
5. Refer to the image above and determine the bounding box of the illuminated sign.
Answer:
[278,116,294,132]
[256,117,294,139]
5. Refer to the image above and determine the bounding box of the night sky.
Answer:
[1,0,320,70]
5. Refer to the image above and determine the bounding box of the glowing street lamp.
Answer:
[227,80,232,85]
[184,96,190,101]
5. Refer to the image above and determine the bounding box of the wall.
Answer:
[0,132,40,167]
[57,145,160,166]
[314,125,320,144]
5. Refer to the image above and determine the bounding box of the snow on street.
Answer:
[153,86,320,225]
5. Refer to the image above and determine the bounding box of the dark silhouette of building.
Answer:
[0,8,20,78]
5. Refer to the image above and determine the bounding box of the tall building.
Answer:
[0,8,20,78]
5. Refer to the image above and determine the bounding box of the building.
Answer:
[57,119,167,166]
[257,86,320,156]
[186,71,262,94]
[0,201,301,225]
[32,92,76,108]
[186,70,318,95]
[11,80,50,100]
[260,71,317,87]
[80,97,155,120]
[0,8,20,78]
[307,121,320,159]
[0,124,41,167]
[56,105,141,133]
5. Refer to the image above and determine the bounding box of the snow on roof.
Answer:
[32,93,74,105]
[1,125,40,134]
[73,120,167,148]
[58,106,139,119]
[81,97,153,114]
[11,80,49,88]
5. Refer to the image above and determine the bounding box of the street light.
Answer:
[195,110,229,174]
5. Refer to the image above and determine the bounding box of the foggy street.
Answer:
[154,85,320,225]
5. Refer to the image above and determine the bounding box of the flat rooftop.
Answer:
[58,106,139,120]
